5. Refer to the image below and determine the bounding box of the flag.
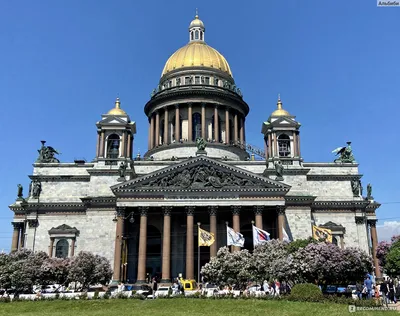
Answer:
[252,225,270,247]
[312,225,332,243]
[198,227,215,246]
[227,226,245,247]
[282,227,290,242]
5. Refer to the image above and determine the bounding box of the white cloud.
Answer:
[377,221,400,242]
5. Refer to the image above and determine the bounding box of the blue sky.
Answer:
[0,0,399,251]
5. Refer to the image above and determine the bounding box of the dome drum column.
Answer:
[233,112,238,143]
[214,105,219,142]
[150,114,155,149]
[225,108,230,144]
[201,103,206,139]
[188,103,193,141]
[155,111,160,147]
[175,105,180,142]
[164,108,169,145]
[239,116,244,144]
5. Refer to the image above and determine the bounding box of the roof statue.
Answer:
[367,183,374,201]
[274,160,284,181]
[36,140,60,163]
[332,141,356,163]
[17,184,23,200]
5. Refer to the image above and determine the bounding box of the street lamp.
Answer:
[112,211,135,224]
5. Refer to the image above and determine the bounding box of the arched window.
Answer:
[107,134,120,158]
[191,31,194,40]
[192,113,202,141]
[278,134,291,157]
[211,115,222,142]
[200,31,203,40]
[195,30,199,40]
[332,236,338,246]
[55,239,69,258]
[171,115,183,141]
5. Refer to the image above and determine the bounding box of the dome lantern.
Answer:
[271,95,291,117]
[189,9,205,43]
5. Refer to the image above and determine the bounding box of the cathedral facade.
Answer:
[9,14,381,283]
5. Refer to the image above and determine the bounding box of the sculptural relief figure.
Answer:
[118,162,127,178]
[332,141,356,163]
[36,141,60,163]
[17,184,23,199]
[351,179,360,196]
[367,183,374,200]
[32,180,42,198]
[274,160,284,181]
[196,137,207,151]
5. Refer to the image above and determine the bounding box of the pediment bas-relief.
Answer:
[113,156,290,192]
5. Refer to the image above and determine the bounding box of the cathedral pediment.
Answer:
[112,156,290,197]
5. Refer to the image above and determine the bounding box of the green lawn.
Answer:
[0,299,397,316]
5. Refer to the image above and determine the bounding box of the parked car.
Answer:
[202,283,219,296]
[130,285,152,296]
[154,286,171,298]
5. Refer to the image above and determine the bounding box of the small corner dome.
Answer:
[270,97,291,117]
[107,97,127,115]
[189,15,205,29]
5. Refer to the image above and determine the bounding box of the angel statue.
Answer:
[332,141,356,163]
[196,137,207,152]
[36,141,61,163]
[274,160,284,181]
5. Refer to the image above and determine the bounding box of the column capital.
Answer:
[188,102,193,107]
[175,104,179,109]
[185,206,195,216]
[208,206,218,216]
[201,102,206,108]
[368,219,378,227]
[139,206,149,217]
[116,207,126,217]
[276,206,286,216]
[231,205,241,215]
[253,206,264,215]
[355,216,365,225]
[11,222,22,229]
[162,206,172,216]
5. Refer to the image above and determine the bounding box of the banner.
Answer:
[283,227,290,242]
[198,227,215,246]
[312,225,332,243]
[252,225,270,247]
[227,226,245,247]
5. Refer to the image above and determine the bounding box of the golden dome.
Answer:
[271,96,291,117]
[161,42,232,77]
[107,97,127,115]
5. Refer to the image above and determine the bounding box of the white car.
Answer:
[202,283,219,297]
[154,286,171,298]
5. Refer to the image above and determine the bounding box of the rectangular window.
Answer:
[185,77,191,85]
[195,76,200,84]
[205,77,210,84]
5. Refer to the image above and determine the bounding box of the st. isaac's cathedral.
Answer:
[9,14,381,283]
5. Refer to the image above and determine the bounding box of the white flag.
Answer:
[227,226,245,247]
[252,225,270,247]
[282,227,290,242]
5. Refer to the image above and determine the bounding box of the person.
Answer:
[364,276,373,299]
[389,278,396,303]
[274,279,281,296]
[381,280,389,307]
[118,282,125,293]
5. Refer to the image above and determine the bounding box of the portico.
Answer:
[110,155,290,283]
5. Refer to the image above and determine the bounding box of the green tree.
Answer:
[385,240,400,277]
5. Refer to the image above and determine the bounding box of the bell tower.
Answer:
[261,96,302,166]
[95,97,136,162]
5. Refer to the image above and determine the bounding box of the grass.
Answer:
[0,298,397,316]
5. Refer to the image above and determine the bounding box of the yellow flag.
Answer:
[198,227,215,246]
[312,225,333,243]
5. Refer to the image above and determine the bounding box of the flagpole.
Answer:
[225,221,231,252]
[251,220,255,250]
[197,222,201,284]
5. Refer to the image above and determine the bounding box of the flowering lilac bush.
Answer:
[68,251,112,289]
[0,250,112,292]
[202,241,373,287]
